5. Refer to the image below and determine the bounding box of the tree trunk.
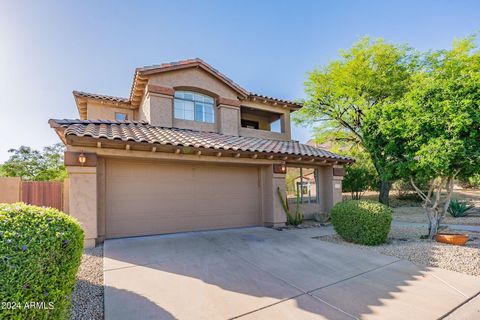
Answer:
[379,180,391,205]
[429,215,441,239]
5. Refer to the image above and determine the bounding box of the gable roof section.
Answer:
[129,58,302,109]
[130,58,249,106]
[72,58,303,113]
[129,59,246,107]
[50,119,353,163]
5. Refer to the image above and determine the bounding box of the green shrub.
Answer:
[448,199,474,218]
[459,173,480,189]
[331,200,392,245]
[0,203,84,319]
[343,165,376,200]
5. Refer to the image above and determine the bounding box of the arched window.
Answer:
[174,91,215,123]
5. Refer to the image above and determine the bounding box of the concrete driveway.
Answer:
[104,227,480,320]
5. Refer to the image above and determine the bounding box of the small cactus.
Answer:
[277,187,304,226]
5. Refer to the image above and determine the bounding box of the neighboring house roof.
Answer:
[73,59,302,110]
[49,119,353,163]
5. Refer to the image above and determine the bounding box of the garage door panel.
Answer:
[105,159,261,238]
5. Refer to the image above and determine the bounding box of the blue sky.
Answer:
[0,0,478,162]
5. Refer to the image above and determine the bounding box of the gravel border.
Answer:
[70,244,104,320]
[316,227,480,276]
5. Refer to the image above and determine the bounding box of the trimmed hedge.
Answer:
[331,200,392,245]
[0,203,84,319]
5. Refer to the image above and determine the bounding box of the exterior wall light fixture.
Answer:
[78,152,87,165]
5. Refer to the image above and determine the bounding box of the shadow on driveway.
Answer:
[103,227,480,320]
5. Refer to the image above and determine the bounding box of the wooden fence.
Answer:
[21,181,64,211]
[0,178,68,212]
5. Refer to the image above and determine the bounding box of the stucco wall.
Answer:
[0,177,21,203]
[63,179,70,214]
[173,118,216,132]
[262,167,287,227]
[148,68,239,100]
[239,127,289,141]
[138,94,150,122]
[147,93,174,127]
[86,102,134,121]
[218,105,239,136]
[66,166,97,248]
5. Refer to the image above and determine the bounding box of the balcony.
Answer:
[239,106,289,141]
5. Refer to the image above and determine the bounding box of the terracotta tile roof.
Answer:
[50,119,353,162]
[73,91,130,104]
[248,93,302,108]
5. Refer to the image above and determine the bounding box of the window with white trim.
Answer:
[174,91,215,123]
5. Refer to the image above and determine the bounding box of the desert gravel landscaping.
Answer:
[70,244,104,320]
[316,226,480,276]
[393,206,480,225]
[361,189,480,226]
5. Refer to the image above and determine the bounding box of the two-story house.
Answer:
[49,59,353,247]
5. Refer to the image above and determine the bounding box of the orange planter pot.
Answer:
[435,233,469,246]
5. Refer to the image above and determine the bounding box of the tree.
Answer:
[1,143,67,181]
[363,36,480,238]
[295,37,418,205]
[311,122,378,200]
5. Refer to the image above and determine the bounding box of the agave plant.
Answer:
[448,199,475,218]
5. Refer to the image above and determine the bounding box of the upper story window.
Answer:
[174,91,215,123]
[115,112,128,121]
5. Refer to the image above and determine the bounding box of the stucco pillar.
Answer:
[332,165,344,206]
[0,177,21,203]
[319,165,344,213]
[217,104,239,136]
[67,166,97,248]
[147,93,174,127]
[262,166,287,227]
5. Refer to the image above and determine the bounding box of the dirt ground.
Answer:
[345,189,480,226]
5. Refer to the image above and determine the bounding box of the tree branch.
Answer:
[410,177,430,204]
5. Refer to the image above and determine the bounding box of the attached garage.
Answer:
[104,159,261,238]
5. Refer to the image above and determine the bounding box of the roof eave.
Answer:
[62,133,353,164]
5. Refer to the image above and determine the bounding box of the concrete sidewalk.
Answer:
[104,227,480,320]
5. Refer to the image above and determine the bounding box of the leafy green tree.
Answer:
[1,143,67,181]
[295,37,418,205]
[363,36,480,238]
[312,123,378,199]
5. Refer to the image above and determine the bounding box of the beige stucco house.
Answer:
[50,59,353,247]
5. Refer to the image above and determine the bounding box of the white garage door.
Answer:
[105,159,261,238]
